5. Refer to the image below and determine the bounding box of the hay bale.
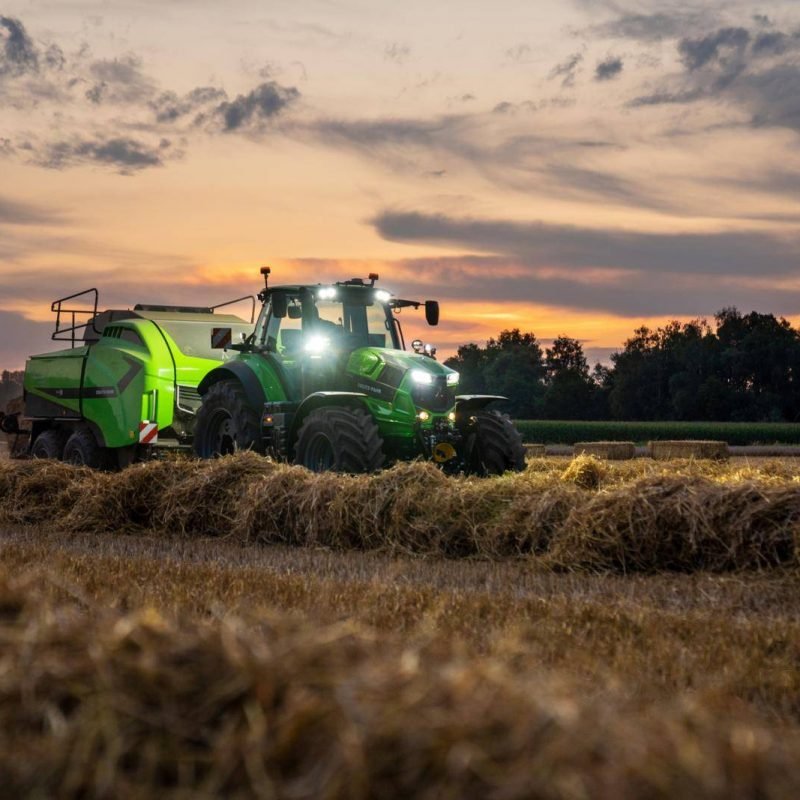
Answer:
[649,440,729,460]
[560,455,607,489]
[573,441,635,460]
[524,444,546,458]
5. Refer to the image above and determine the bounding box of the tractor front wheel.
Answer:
[462,410,526,476]
[294,407,384,473]
[194,380,262,458]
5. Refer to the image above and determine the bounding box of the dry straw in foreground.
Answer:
[1,571,798,800]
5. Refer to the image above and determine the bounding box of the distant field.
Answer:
[517,419,800,445]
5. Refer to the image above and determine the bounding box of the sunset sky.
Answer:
[3,0,800,369]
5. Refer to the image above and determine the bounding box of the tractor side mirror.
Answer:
[425,301,439,326]
[272,292,287,319]
[288,304,303,319]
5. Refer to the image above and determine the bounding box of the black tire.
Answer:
[194,380,262,458]
[30,429,67,460]
[63,427,106,468]
[294,407,384,473]
[462,410,526,476]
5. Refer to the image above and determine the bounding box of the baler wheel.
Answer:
[30,429,67,460]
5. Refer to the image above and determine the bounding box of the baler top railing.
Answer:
[210,295,257,323]
[51,288,99,347]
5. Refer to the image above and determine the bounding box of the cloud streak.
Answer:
[372,210,800,277]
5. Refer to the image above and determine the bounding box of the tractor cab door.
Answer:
[256,290,352,399]
[253,293,304,400]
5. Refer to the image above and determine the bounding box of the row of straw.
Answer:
[2,454,800,571]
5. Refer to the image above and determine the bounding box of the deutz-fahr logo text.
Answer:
[357,382,383,396]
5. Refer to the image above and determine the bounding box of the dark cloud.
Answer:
[548,52,583,88]
[0,15,38,76]
[371,210,800,279]
[627,88,705,107]
[36,136,167,172]
[595,57,623,81]
[582,12,708,42]
[212,81,300,131]
[85,54,156,104]
[752,31,793,56]
[396,254,800,317]
[151,85,228,123]
[628,22,800,133]
[678,27,750,71]
[361,217,800,317]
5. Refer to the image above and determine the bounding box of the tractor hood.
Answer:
[345,347,458,408]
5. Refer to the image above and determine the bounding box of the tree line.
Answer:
[444,308,800,422]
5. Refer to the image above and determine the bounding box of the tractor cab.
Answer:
[250,277,425,400]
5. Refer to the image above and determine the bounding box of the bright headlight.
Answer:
[375,289,391,303]
[446,371,459,386]
[304,335,330,354]
[410,369,433,385]
[317,287,337,300]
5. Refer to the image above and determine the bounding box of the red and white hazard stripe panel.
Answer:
[138,420,159,444]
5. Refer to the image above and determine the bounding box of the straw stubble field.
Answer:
[1,453,800,798]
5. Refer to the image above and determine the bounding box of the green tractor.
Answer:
[194,269,525,475]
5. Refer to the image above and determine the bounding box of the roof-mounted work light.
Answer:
[260,266,271,290]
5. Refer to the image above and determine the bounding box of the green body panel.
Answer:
[25,310,252,449]
[24,346,88,418]
[344,347,457,442]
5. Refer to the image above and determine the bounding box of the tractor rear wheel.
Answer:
[30,429,67,460]
[63,427,107,469]
[294,407,384,473]
[194,380,262,458]
[462,410,526,476]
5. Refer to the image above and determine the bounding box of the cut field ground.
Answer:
[2,456,800,797]
[1,526,799,798]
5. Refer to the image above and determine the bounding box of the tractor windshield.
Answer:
[258,286,400,355]
[311,294,397,350]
